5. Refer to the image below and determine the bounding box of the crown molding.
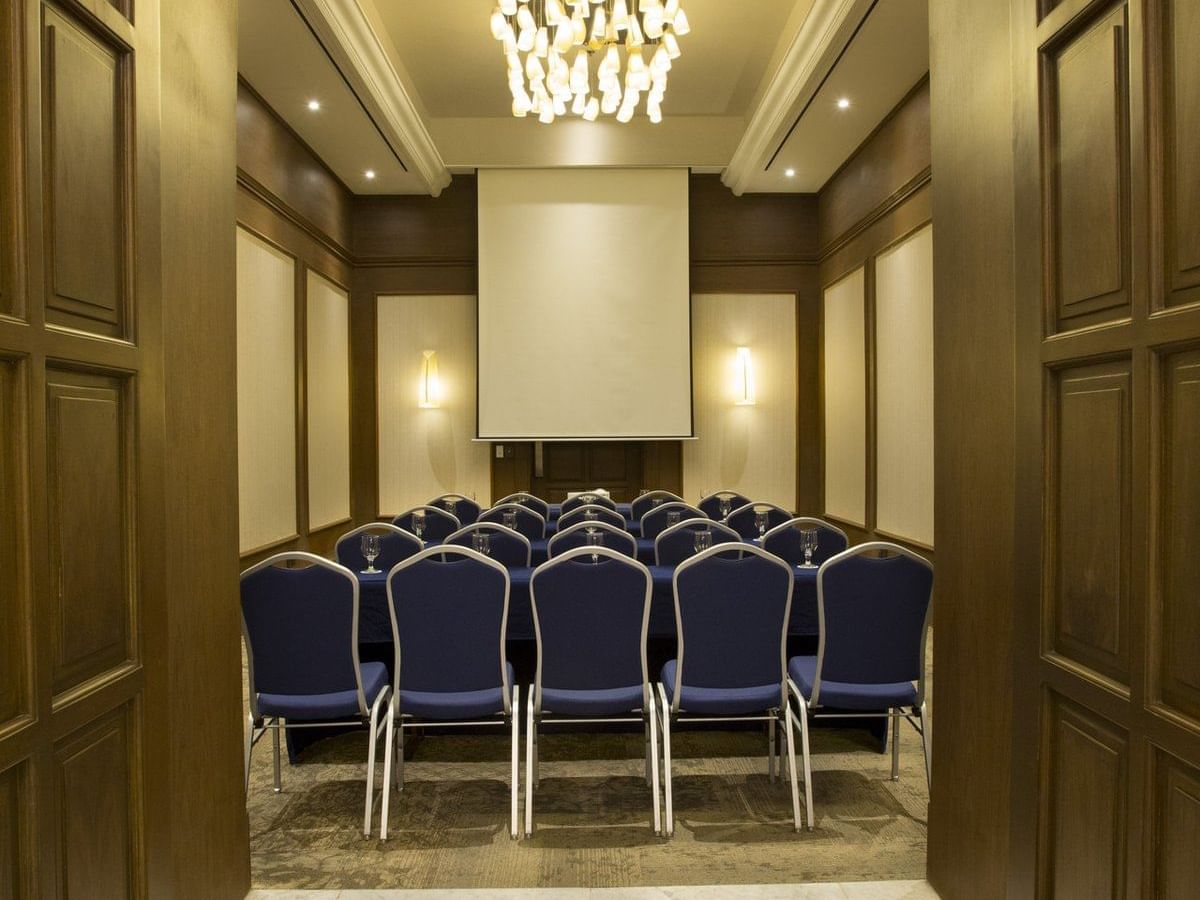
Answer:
[721,0,873,196]
[293,0,452,197]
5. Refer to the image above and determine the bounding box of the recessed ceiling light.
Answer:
[364,169,376,180]
[307,99,321,111]
[836,97,851,110]
[785,168,795,178]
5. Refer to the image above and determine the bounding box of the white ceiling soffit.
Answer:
[723,0,927,195]
[292,0,451,196]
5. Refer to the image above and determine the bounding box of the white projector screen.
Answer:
[477,168,693,440]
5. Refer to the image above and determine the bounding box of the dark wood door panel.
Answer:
[0,760,28,899]
[0,1,19,321]
[1151,748,1200,898]
[533,441,647,502]
[1160,0,1200,307]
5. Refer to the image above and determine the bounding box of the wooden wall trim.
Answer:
[236,169,352,265]
[819,166,932,263]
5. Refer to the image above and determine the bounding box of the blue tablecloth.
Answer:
[528,537,655,566]
[356,563,818,644]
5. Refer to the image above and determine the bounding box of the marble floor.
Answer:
[247,882,939,899]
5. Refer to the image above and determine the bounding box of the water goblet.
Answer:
[472,530,492,557]
[585,526,604,563]
[693,528,712,554]
[502,509,518,531]
[411,510,426,540]
[360,533,382,574]
[754,508,769,539]
[443,497,458,515]
[666,509,682,528]
[584,507,598,521]
[800,527,819,567]
[719,496,732,518]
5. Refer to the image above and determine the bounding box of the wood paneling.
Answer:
[353,179,477,265]
[1038,695,1128,900]
[1155,348,1200,724]
[0,762,26,900]
[822,267,867,527]
[0,1,19,320]
[1048,360,1131,687]
[1151,749,1200,898]
[54,706,138,900]
[533,442,644,502]
[46,369,131,697]
[1159,0,1200,308]
[0,359,25,731]
[42,5,128,338]
[1044,5,1131,332]
[305,270,351,531]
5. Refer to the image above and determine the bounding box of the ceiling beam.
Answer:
[722,0,873,196]
[293,0,452,196]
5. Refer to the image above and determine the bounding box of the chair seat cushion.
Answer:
[540,684,645,716]
[399,662,515,720]
[257,661,389,720]
[660,660,782,715]
[788,656,918,711]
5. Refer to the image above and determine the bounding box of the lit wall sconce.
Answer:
[734,346,756,406]
[419,349,441,408]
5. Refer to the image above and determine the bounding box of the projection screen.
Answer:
[477,168,693,440]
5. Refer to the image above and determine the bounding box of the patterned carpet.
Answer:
[247,640,932,891]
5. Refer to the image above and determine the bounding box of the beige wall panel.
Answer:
[236,227,296,552]
[305,271,351,530]
[683,294,798,508]
[823,268,867,525]
[875,224,935,546]
[377,295,491,515]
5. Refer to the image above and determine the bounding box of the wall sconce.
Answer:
[734,346,756,406]
[419,349,441,408]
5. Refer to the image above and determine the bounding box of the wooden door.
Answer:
[0,0,168,895]
[533,441,645,502]
[1011,0,1200,896]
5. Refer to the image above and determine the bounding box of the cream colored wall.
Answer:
[236,227,297,552]
[875,225,934,546]
[305,271,351,530]
[377,295,492,515]
[822,267,867,526]
[683,293,798,509]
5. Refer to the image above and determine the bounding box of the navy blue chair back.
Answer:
[815,543,933,695]
[479,502,546,540]
[445,522,531,568]
[671,545,792,700]
[240,553,366,714]
[641,502,705,541]
[654,518,741,567]
[630,490,684,522]
[393,505,460,543]
[548,520,637,559]
[724,502,791,539]
[430,494,482,525]
[559,504,626,531]
[531,547,651,704]
[496,492,550,520]
[335,523,422,572]
[697,491,751,521]
[560,492,618,515]
[387,547,511,708]
[762,517,848,567]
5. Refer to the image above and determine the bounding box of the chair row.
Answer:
[241,540,932,839]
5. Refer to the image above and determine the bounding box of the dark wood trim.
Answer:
[236,169,352,264]
[819,166,932,263]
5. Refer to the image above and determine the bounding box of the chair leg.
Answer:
[524,685,535,837]
[891,710,901,781]
[768,713,777,783]
[510,686,520,840]
[272,718,282,793]
[244,713,255,794]
[656,683,674,837]
[380,702,396,841]
[644,714,652,786]
[789,681,814,831]
[396,720,405,791]
[918,703,932,789]
[783,707,802,832]
[364,703,381,838]
[647,691,662,836]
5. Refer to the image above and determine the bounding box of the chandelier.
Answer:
[489,0,690,124]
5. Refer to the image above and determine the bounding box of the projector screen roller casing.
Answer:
[476,168,693,440]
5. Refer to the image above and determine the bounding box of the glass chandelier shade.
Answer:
[490,0,689,124]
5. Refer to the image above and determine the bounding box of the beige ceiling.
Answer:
[236,0,931,194]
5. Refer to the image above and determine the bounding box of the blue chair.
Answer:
[559,503,627,532]
[762,517,849,568]
[393,505,460,543]
[787,542,933,830]
[240,553,393,838]
[445,522,532,568]
[657,544,802,835]
[429,493,482,525]
[480,502,547,540]
[547,520,638,559]
[560,492,618,515]
[495,491,551,521]
[630,490,684,522]
[527,547,661,834]
[335,523,423,573]
[653,517,741,567]
[724,501,791,540]
[381,546,518,840]
[641,501,705,541]
[698,490,751,521]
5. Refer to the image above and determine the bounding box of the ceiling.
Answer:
[236,0,930,196]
